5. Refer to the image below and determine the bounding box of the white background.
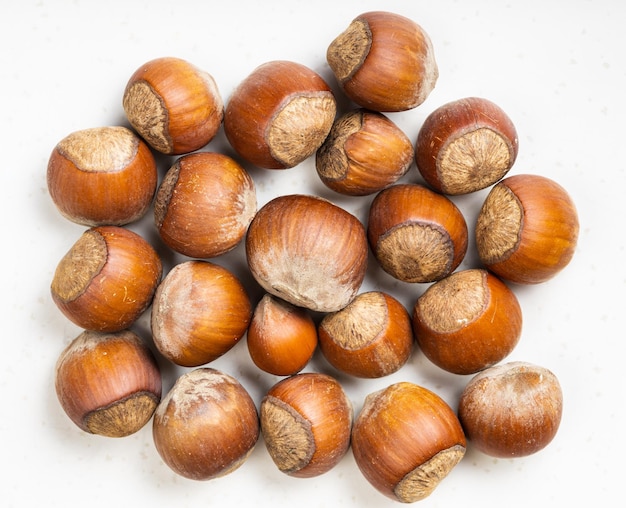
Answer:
[2,1,624,506]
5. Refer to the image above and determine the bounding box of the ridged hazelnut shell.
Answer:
[318,291,414,378]
[247,294,318,376]
[50,226,162,332]
[352,382,466,502]
[458,361,563,457]
[245,194,368,313]
[152,368,259,481]
[413,268,522,375]
[327,11,438,112]
[123,56,224,155]
[55,329,162,437]
[475,174,579,284]
[260,372,353,478]
[47,126,157,226]
[224,60,336,169]
[367,183,468,283]
[151,260,252,367]
[316,108,414,196]
[415,97,519,195]
[154,152,257,258]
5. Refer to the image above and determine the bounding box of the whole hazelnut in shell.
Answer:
[122,56,223,155]
[154,151,257,259]
[224,60,336,169]
[152,368,259,481]
[415,97,519,195]
[351,382,466,503]
[458,361,563,458]
[475,173,579,284]
[412,268,522,375]
[151,260,252,367]
[50,226,162,332]
[47,126,157,226]
[367,183,468,283]
[260,372,353,478]
[318,291,414,378]
[316,108,414,196]
[245,194,368,313]
[55,329,162,438]
[327,11,438,112]
[247,294,318,376]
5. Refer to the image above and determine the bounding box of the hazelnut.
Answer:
[224,60,336,169]
[55,329,161,438]
[475,173,579,284]
[151,260,252,367]
[326,11,438,112]
[50,226,162,332]
[367,183,468,283]
[47,126,157,226]
[318,291,414,378]
[352,382,466,503]
[245,194,368,313]
[154,151,257,259]
[122,56,223,155]
[247,293,318,376]
[152,368,259,480]
[260,372,353,478]
[315,108,414,196]
[412,268,522,375]
[415,97,519,195]
[458,361,563,458]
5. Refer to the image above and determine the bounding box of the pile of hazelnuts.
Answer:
[47,11,580,504]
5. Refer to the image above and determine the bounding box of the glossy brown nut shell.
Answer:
[50,226,162,332]
[475,173,579,284]
[413,268,522,375]
[367,183,468,283]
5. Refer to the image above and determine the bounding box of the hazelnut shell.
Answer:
[151,260,252,367]
[152,368,259,480]
[413,268,522,375]
[367,183,468,283]
[224,60,336,169]
[55,329,161,437]
[154,151,257,259]
[327,11,438,112]
[318,291,414,378]
[122,56,224,155]
[50,226,162,332]
[316,108,414,196]
[458,361,563,457]
[47,126,158,226]
[245,194,368,313]
[352,382,466,502]
[260,372,353,478]
[247,294,318,376]
[475,173,579,284]
[415,97,519,195]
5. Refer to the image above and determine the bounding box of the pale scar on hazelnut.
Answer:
[316,110,363,180]
[57,126,139,173]
[326,19,372,83]
[394,445,466,503]
[51,230,107,302]
[261,396,315,474]
[267,94,336,168]
[321,292,387,349]
[475,183,523,264]
[438,128,513,195]
[123,81,172,153]
[376,224,453,282]
[416,270,488,333]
